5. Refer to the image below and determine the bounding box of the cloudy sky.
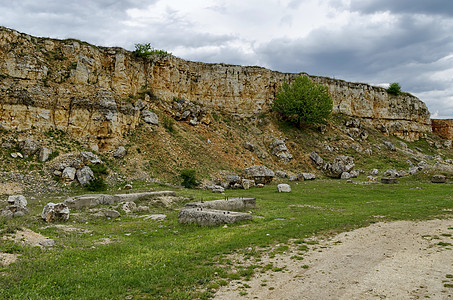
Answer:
[1,0,452,118]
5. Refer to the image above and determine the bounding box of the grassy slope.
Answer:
[0,180,452,299]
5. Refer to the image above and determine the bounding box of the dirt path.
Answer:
[215,219,453,300]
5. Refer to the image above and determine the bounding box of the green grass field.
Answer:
[0,179,452,299]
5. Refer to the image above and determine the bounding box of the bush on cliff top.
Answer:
[272,75,332,126]
[133,43,171,57]
[387,82,401,95]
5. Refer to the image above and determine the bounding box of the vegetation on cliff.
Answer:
[272,76,332,126]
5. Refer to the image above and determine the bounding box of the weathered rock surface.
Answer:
[39,147,52,162]
[76,166,94,186]
[141,110,159,125]
[243,165,275,184]
[431,175,446,183]
[277,184,291,193]
[0,26,432,153]
[178,208,252,226]
[1,195,29,218]
[323,155,355,178]
[18,138,41,157]
[432,119,453,140]
[8,195,27,207]
[41,202,70,222]
[270,139,292,161]
[299,173,316,180]
[185,198,256,211]
[241,179,255,190]
[309,152,324,166]
[381,178,398,184]
[113,146,127,159]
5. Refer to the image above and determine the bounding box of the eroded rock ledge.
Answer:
[0,26,431,149]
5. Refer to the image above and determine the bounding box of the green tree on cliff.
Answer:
[272,75,333,126]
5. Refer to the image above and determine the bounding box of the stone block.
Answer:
[381,178,398,184]
[178,208,252,226]
[185,198,256,211]
[431,175,446,183]
[277,184,291,193]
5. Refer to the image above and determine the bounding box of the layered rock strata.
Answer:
[432,119,453,140]
[0,27,431,149]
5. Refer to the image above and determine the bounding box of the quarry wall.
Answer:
[0,27,432,149]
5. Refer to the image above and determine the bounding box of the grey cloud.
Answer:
[349,0,453,17]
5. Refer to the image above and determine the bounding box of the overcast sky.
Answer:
[1,0,452,118]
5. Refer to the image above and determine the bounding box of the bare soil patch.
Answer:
[215,219,453,300]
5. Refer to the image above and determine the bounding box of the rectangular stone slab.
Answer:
[178,208,252,226]
[184,197,256,211]
[65,191,176,209]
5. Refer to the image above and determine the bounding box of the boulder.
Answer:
[431,175,446,183]
[243,142,255,152]
[381,178,398,184]
[18,138,41,156]
[8,195,27,208]
[323,155,355,178]
[120,202,137,214]
[185,198,256,211]
[383,141,396,151]
[41,202,70,222]
[102,210,121,218]
[141,110,159,125]
[300,173,316,180]
[113,146,127,159]
[289,176,298,181]
[39,147,52,162]
[80,151,102,164]
[243,165,275,184]
[277,184,291,193]
[309,152,324,166]
[408,166,420,175]
[241,179,255,190]
[271,139,292,161]
[275,171,288,178]
[349,170,360,178]
[61,167,77,181]
[76,166,94,186]
[384,169,399,177]
[341,172,351,179]
[367,176,378,182]
[370,169,379,175]
[178,208,252,226]
[209,185,225,193]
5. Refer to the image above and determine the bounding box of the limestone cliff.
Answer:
[432,119,453,140]
[0,27,431,150]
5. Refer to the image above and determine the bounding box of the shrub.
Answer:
[85,177,107,192]
[387,82,401,95]
[133,43,171,58]
[180,169,198,189]
[163,116,176,133]
[272,76,332,126]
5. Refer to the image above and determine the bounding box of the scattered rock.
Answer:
[383,141,396,151]
[124,184,133,190]
[103,210,121,218]
[341,172,351,179]
[384,169,399,177]
[323,155,355,178]
[345,118,361,128]
[271,139,292,161]
[275,170,288,178]
[289,176,298,181]
[370,169,379,175]
[178,208,252,226]
[76,166,94,186]
[120,202,137,214]
[136,205,150,212]
[243,142,255,152]
[41,202,70,222]
[349,170,360,178]
[8,195,27,207]
[309,152,324,166]
[408,166,420,175]
[113,146,127,159]
[209,185,225,193]
[18,138,41,157]
[80,151,102,164]
[141,110,159,125]
[61,167,77,181]
[300,173,316,180]
[256,183,265,188]
[277,184,291,193]
[367,176,378,182]
[140,214,167,221]
[381,178,398,184]
[241,179,255,190]
[39,147,52,162]
[431,175,446,183]
[243,165,275,184]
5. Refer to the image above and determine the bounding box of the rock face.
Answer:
[432,119,453,140]
[0,26,432,151]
